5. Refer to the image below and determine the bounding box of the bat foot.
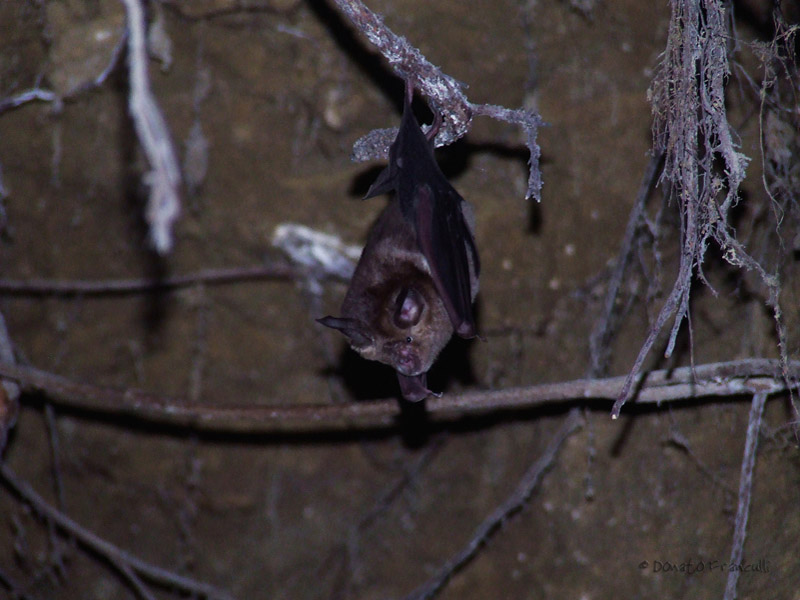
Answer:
[397,372,435,402]
[455,320,478,339]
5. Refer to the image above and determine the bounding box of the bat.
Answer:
[318,82,480,402]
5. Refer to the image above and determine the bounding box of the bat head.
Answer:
[318,275,453,378]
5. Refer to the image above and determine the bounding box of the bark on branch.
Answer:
[0,359,795,433]
[332,0,543,200]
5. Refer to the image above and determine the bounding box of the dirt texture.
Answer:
[0,1,798,599]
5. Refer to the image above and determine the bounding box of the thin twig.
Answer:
[305,438,448,597]
[611,249,692,418]
[723,391,766,600]
[117,561,159,600]
[470,103,544,201]
[159,0,292,21]
[588,152,662,377]
[0,463,233,600]
[0,264,306,297]
[0,567,39,600]
[0,89,58,114]
[121,0,183,254]
[357,436,447,532]
[666,426,737,498]
[0,310,19,452]
[0,359,795,433]
[403,409,583,600]
[43,404,69,578]
[189,292,210,403]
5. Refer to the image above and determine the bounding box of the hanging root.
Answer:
[611,0,793,418]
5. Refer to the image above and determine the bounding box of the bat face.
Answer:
[320,277,449,376]
[319,82,479,402]
[318,202,457,383]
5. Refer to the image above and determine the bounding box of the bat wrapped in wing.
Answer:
[319,82,479,402]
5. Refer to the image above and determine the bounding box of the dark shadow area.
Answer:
[115,62,172,335]
[732,0,778,41]
[527,199,543,235]
[329,346,400,401]
[348,137,532,197]
[348,164,387,197]
[427,331,479,391]
[395,397,430,447]
[732,0,800,48]
[325,335,478,403]
[307,0,405,111]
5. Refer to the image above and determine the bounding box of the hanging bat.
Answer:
[318,82,479,402]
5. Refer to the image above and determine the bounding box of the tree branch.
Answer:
[333,0,543,200]
[0,359,795,433]
[723,391,766,600]
[0,264,306,297]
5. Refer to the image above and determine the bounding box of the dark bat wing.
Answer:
[415,180,479,338]
[365,85,479,338]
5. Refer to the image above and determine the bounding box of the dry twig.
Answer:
[0,89,58,114]
[333,0,544,200]
[0,264,306,297]
[588,152,663,377]
[723,391,766,600]
[0,311,19,452]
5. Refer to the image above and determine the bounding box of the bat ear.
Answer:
[317,316,373,348]
[393,288,424,328]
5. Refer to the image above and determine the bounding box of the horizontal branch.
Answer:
[0,264,308,297]
[0,359,795,433]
